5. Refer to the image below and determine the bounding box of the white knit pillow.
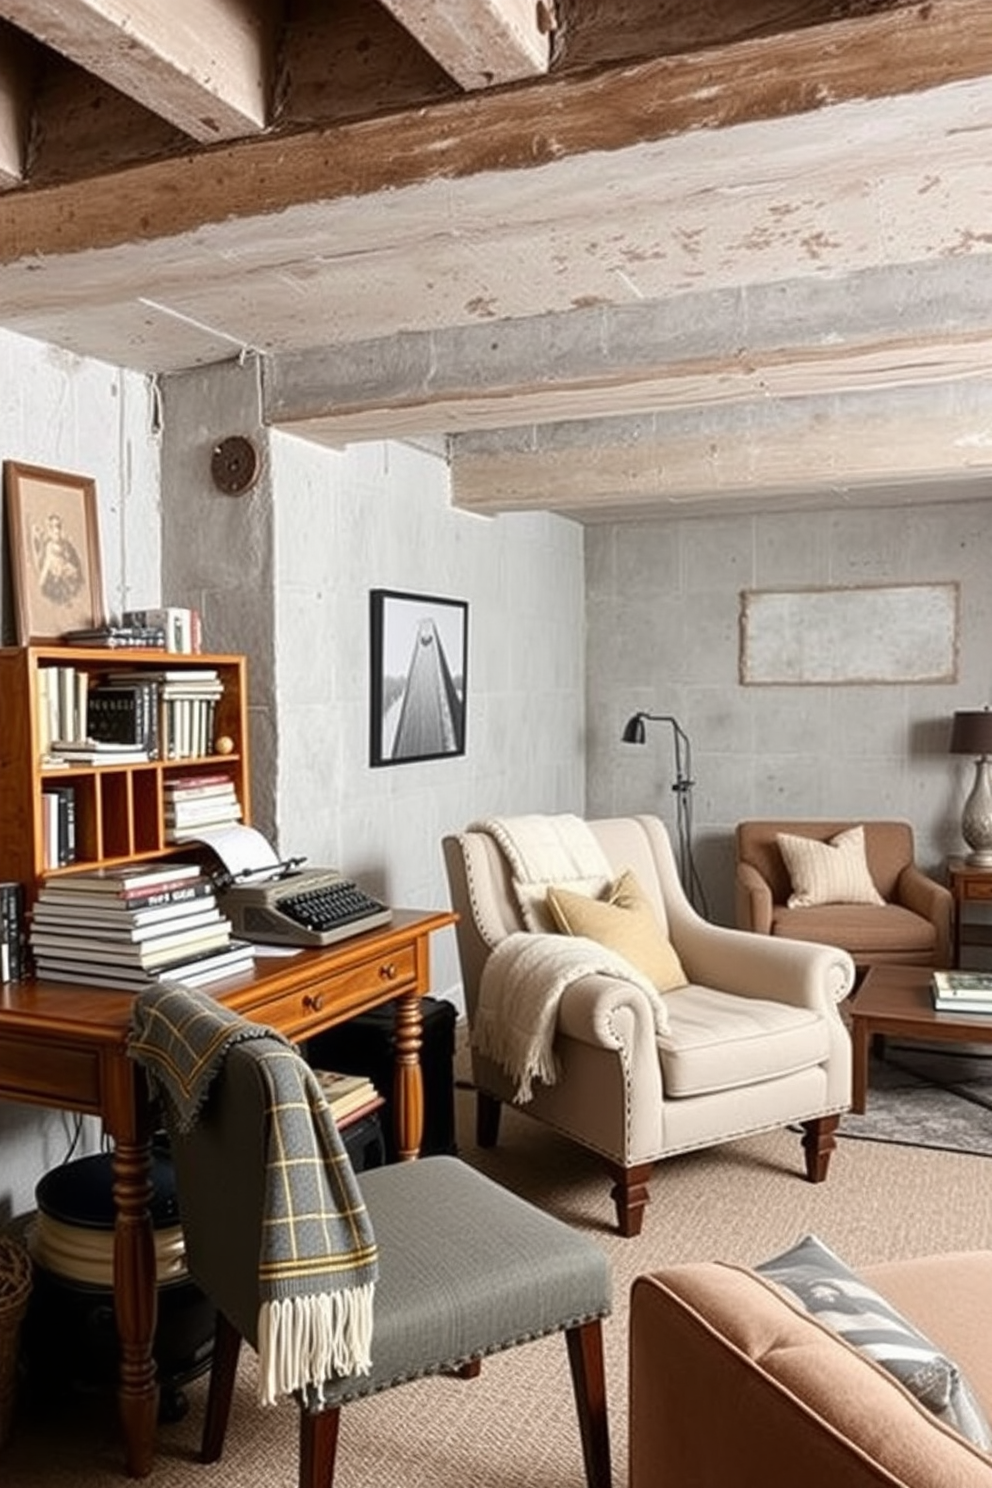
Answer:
[777,825,885,908]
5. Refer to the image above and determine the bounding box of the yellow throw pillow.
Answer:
[776,825,885,908]
[546,868,688,991]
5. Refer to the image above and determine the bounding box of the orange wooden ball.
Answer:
[215,734,235,755]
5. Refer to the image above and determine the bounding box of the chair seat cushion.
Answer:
[771,903,936,956]
[658,987,829,1098]
[318,1155,611,1407]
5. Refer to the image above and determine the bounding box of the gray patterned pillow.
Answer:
[756,1234,992,1451]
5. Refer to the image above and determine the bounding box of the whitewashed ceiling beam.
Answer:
[376,0,551,89]
[0,0,276,141]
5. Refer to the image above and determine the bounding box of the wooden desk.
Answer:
[0,907,455,1478]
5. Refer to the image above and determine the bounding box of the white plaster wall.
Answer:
[0,327,161,1221]
[269,431,587,1003]
[585,501,992,926]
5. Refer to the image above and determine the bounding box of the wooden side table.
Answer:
[947,857,992,967]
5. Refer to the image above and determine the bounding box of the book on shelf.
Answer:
[41,862,204,896]
[35,937,255,992]
[61,624,167,648]
[164,773,237,799]
[50,739,151,766]
[0,882,26,982]
[312,1070,382,1124]
[122,607,201,654]
[41,784,76,867]
[87,681,160,757]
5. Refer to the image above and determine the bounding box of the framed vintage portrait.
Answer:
[370,588,468,767]
[4,462,106,644]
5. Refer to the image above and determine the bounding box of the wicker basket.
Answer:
[0,1234,32,1448]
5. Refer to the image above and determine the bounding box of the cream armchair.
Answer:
[442,815,854,1237]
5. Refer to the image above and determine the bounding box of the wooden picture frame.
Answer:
[370,588,468,767]
[4,462,106,644]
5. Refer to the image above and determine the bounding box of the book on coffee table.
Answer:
[932,970,992,1011]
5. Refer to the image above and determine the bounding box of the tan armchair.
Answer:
[735,819,953,969]
[442,815,854,1238]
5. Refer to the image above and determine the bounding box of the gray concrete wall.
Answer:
[0,327,161,1221]
[585,502,992,926]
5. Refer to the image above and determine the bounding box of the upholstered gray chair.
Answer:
[443,814,854,1239]
[143,1024,612,1488]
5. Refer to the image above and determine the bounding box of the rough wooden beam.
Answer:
[3,0,991,259]
[0,21,35,187]
[447,381,992,516]
[377,0,550,88]
[0,0,277,141]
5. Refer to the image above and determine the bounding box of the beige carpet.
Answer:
[5,1071,992,1488]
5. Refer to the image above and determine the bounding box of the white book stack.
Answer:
[163,773,243,843]
[30,862,255,991]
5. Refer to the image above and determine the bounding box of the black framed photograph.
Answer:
[370,588,468,767]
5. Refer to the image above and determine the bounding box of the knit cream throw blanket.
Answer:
[474,930,670,1103]
[128,984,377,1406]
[468,813,613,931]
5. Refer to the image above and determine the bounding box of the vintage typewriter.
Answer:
[218,864,392,947]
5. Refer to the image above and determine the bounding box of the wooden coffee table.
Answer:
[849,964,992,1112]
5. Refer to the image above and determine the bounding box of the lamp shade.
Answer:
[950,709,992,757]
[621,714,646,744]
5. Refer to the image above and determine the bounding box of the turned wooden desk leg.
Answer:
[393,989,425,1161]
[112,1134,160,1477]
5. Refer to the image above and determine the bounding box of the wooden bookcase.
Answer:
[0,645,250,906]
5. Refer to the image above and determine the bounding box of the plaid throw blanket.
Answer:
[127,984,378,1406]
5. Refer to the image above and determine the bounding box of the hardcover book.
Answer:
[932,971,992,998]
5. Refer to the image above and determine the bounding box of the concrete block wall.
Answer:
[585,501,992,926]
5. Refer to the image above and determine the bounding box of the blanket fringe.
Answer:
[257,1284,375,1407]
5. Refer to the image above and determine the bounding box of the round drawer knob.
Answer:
[303,993,324,1012]
[378,962,398,981]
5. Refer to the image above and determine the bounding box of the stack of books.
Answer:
[931,970,992,1013]
[163,773,243,843]
[29,862,255,992]
[311,1069,383,1128]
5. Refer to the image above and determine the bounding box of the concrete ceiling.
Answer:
[1,0,992,521]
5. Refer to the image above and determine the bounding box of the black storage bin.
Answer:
[21,1150,215,1420]
[340,1108,386,1173]
[307,995,458,1162]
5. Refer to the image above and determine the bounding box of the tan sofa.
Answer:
[735,818,953,968]
[630,1251,992,1487]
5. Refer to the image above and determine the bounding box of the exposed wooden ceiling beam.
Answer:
[0,0,277,141]
[3,0,991,262]
[377,0,551,89]
[0,20,34,186]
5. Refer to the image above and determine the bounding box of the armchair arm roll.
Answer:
[897,864,953,966]
[735,861,774,934]
[554,972,666,1100]
[674,917,856,1010]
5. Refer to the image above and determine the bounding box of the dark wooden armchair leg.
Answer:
[800,1113,839,1182]
[299,1404,342,1488]
[607,1161,652,1237]
[201,1310,242,1464]
[476,1090,502,1147]
[566,1319,612,1488]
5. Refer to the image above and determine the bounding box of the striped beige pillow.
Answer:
[776,825,885,908]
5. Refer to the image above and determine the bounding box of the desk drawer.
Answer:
[252,944,419,1040]
[962,877,992,901]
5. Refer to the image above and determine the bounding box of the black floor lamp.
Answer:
[621,711,709,916]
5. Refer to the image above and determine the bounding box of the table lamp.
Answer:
[949,707,992,865]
